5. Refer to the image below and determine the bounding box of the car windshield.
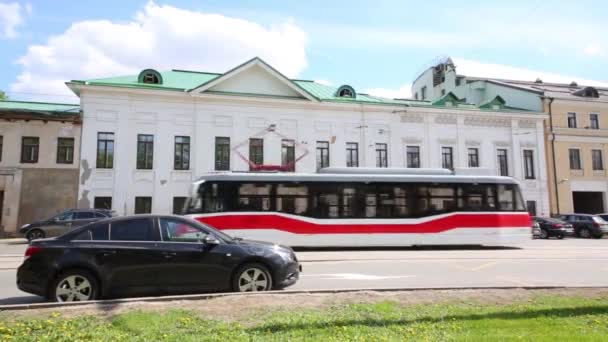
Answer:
[538,217,565,224]
[592,216,607,224]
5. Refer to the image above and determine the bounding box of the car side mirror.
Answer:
[203,236,220,245]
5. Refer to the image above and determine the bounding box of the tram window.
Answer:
[276,183,309,215]
[342,187,357,218]
[497,184,520,211]
[201,182,228,213]
[237,183,272,211]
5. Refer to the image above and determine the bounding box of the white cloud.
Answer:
[0,1,29,39]
[366,84,411,99]
[583,43,604,57]
[453,58,608,88]
[314,79,332,86]
[10,1,308,101]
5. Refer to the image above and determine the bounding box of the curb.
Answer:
[1,286,606,311]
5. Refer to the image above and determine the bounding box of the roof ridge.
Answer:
[170,69,222,75]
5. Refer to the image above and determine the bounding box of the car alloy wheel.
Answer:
[235,264,272,292]
[26,229,45,241]
[540,229,549,239]
[580,228,592,239]
[53,273,96,302]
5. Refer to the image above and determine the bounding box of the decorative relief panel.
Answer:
[434,115,457,125]
[464,117,511,127]
[439,139,457,145]
[520,142,538,148]
[402,137,423,144]
[465,140,481,146]
[400,114,424,123]
[518,120,537,129]
[494,141,510,147]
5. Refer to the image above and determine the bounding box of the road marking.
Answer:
[301,273,414,280]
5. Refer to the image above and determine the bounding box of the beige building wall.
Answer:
[0,119,81,235]
[544,98,608,214]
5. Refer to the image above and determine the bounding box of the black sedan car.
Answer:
[532,217,574,239]
[17,215,301,302]
[557,214,608,239]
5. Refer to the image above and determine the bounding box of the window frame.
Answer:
[592,149,604,171]
[96,132,114,169]
[441,146,454,170]
[214,136,229,171]
[57,137,75,164]
[569,148,582,170]
[346,142,359,167]
[467,147,479,168]
[109,217,159,242]
[406,145,421,168]
[21,136,39,164]
[174,136,191,171]
[567,112,577,128]
[316,141,330,170]
[136,134,154,170]
[158,217,211,244]
[134,196,152,214]
[375,143,388,168]
[589,113,599,129]
[497,148,509,176]
[249,138,264,170]
[523,149,535,179]
[281,139,295,172]
[94,197,112,210]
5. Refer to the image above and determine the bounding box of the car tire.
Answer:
[540,229,549,239]
[580,228,592,239]
[26,229,45,241]
[49,269,99,302]
[232,263,273,293]
[557,234,564,240]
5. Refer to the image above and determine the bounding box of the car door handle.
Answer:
[163,252,177,259]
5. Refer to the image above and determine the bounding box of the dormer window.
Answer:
[573,86,599,98]
[137,69,163,85]
[335,85,356,99]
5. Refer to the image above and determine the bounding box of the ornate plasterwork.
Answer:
[464,116,511,127]
[434,115,457,125]
[466,140,482,146]
[518,119,537,129]
[402,137,423,144]
[400,114,424,123]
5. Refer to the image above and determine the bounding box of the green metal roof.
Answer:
[69,57,540,113]
[0,100,79,115]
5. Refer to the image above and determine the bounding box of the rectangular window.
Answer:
[137,134,154,169]
[592,149,604,170]
[421,86,427,100]
[110,218,156,242]
[173,197,187,215]
[174,136,191,170]
[456,77,462,86]
[523,150,535,179]
[526,200,537,216]
[346,142,359,167]
[567,112,577,128]
[281,139,295,171]
[96,132,114,169]
[441,146,453,169]
[57,137,75,164]
[214,137,229,171]
[21,137,39,163]
[497,149,509,176]
[590,113,599,129]
[94,197,112,210]
[468,148,479,168]
[406,146,420,168]
[569,149,581,170]
[249,138,263,170]
[134,197,152,214]
[316,141,330,170]
[376,143,388,168]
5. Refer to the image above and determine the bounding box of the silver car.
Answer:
[19,209,115,241]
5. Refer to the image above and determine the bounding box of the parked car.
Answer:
[556,214,608,239]
[17,215,301,302]
[19,209,115,241]
[597,213,608,222]
[532,217,574,239]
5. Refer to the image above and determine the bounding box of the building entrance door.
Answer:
[572,191,604,214]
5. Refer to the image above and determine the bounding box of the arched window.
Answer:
[335,85,356,98]
[138,69,163,85]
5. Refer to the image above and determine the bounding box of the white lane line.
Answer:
[301,273,415,280]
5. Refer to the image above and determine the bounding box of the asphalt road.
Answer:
[1,238,608,305]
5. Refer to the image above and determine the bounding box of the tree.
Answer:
[0,90,7,101]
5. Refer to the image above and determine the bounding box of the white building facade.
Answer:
[69,58,550,217]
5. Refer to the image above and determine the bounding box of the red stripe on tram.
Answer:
[194,213,531,234]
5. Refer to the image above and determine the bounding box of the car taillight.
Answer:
[24,246,42,260]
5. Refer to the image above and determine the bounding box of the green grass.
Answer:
[1,296,608,341]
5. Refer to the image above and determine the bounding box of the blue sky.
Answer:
[1,0,607,102]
